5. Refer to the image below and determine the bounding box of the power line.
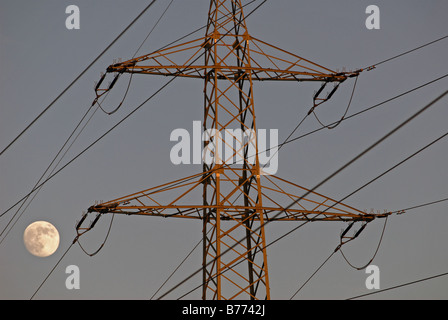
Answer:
[278,73,448,152]
[242,73,448,164]
[6,70,444,222]
[3,58,448,302]
[176,221,311,300]
[264,33,448,162]
[138,0,260,56]
[0,0,159,158]
[178,116,448,299]
[89,0,258,115]
[339,217,389,271]
[10,2,448,300]
[227,73,448,226]
[347,271,448,300]
[11,69,439,228]
[133,0,175,58]
[391,197,448,214]
[1,0,175,244]
[271,88,447,228]
[244,72,448,181]
[289,216,388,299]
[96,0,175,116]
[312,75,359,130]
[77,213,116,257]
[0,103,95,221]
[156,89,448,300]
[342,133,448,205]
[289,128,448,297]
[150,235,204,300]
[30,239,76,300]
[23,0,270,300]
[0,0,266,221]
[0,104,100,243]
[366,34,448,70]
[94,18,448,302]
[157,37,448,298]
[3,4,446,226]
[0,74,178,221]
[31,209,116,299]
[289,250,337,300]
[288,123,448,298]
[227,123,448,299]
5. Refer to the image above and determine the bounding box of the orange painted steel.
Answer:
[88,0,381,300]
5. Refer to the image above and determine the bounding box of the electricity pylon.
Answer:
[83,0,389,300]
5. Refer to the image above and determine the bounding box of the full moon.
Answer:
[23,221,60,257]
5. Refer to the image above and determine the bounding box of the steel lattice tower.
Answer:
[84,0,387,300]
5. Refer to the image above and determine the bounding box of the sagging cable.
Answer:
[339,216,389,271]
[75,210,116,257]
[312,75,359,130]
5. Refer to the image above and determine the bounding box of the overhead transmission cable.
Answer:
[250,72,448,179]
[77,1,175,254]
[219,123,448,299]
[77,213,116,257]
[289,249,337,300]
[272,32,448,160]
[70,75,448,235]
[0,0,265,221]
[365,34,448,70]
[275,73,448,153]
[3,1,447,223]
[245,73,448,168]
[0,103,100,244]
[30,240,76,300]
[175,220,310,300]
[288,124,448,298]
[347,271,448,300]
[181,122,448,299]
[391,197,448,215]
[290,33,448,141]
[339,217,389,271]
[289,216,388,300]
[179,178,446,300]
[3,67,447,251]
[19,5,448,300]
[0,0,159,158]
[156,89,448,300]
[0,0,174,239]
[96,0,175,115]
[5,70,448,300]
[0,0,174,238]
[312,75,359,129]
[1,0,176,245]
[24,1,181,298]
[177,109,448,300]
[150,235,205,300]
[28,0,269,299]
[4,3,447,226]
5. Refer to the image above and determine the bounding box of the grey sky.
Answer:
[1,0,448,300]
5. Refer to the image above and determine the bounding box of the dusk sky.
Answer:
[1,0,448,300]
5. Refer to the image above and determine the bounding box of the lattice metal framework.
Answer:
[85,0,386,300]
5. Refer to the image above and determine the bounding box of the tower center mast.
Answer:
[83,0,386,300]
